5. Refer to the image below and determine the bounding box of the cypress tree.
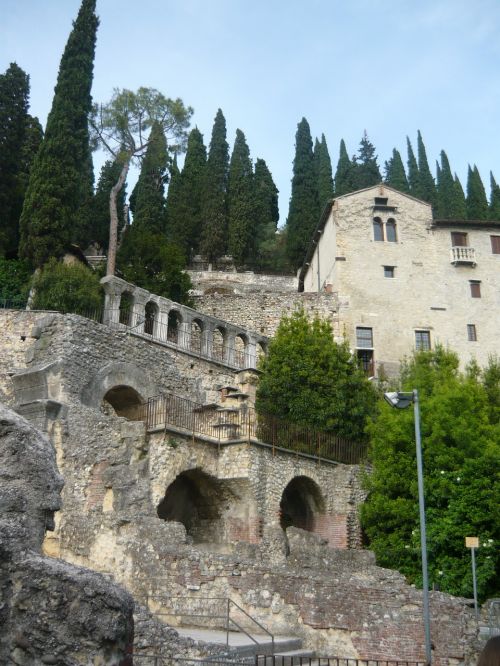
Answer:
[19,0,98,267]
[167,127,207,256]
[466,165,488,220]
[489,173,500,220]
[436,150,457,218]
[227,129,255,265]
[406,137,419,194]
[416,130,437,208]
[131,121,168,234]
[164,155,181,240]
[352,131,381,189]
[285,117,319,268]
[90,159,127,251]
[315,133,334,211]
[0,63,42,258]
[252,158,279,267]
[334,139,355,196]
[384,148,409,193]
[200,109,229,261]
[453,174,467,219]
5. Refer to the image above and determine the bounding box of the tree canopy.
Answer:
[361,348,500,601]
[256,309,376,441]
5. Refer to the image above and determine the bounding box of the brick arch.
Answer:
[80,361,158,412]
[279,475,325,533]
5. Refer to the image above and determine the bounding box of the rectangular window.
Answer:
[356,327,373,348]
[491,235,500,254]
[374,197,388,206]
[451,232,468,247]
[467,324,477,341]
[357,349,374,376]
[384,266,395,278]
[470,281,481,298]
[415,330,431,351]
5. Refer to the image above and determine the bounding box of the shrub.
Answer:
[31,258,103,313]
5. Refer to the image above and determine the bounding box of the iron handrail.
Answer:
[227,599,274,654]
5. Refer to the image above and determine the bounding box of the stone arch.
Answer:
[80,362,158,415]
[373,217,384,242]
[190,318,204,354]
[102,385,143,420]
[212,326,226,362]
[156,468,234,544]
[119,291,134,326]
[256,340,267,366]
[167,309,183,344]
[144,301,158,336]
[386,217,397,242]
[234,333,248,367]
[279,475,325,533]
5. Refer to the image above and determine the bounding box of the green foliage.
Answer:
[334,139,356,197]
[406,137,419,194]
[415,130,437,208]
[256,309,376,441]
[227,129,255,265]
[166,127,207,256]
[466,165,488,220]
[361,348,500,601]
[0,258,32,304]
[436,150,463,219]
[352,131,381,189]
[90,159,127,251]
[285,118,319,268]
[117,227,192,304]
[132,121,168,233]
[31,258,103,313]
[384,149,409,193]
[489,173,500,220]
[19,0,98,267]
[314,134,334,209]
[453,174,467,219]
[252,158,281,269]
[200,109,229,261]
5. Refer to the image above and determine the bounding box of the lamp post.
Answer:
[384,389,432,666]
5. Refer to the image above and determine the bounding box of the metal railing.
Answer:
[142,595,274,654]
[133,658,252,666]
[257,659,425,666]
[140,392,366,464]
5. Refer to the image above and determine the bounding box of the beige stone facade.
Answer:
[299,184,500,375]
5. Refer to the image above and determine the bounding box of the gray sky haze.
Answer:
[2,0,499,222]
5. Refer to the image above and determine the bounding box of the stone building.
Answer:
[298,184,500,376]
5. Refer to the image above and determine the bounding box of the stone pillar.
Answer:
[245,336,257,369]
[100,275,129,326]
[131,288,150,332]
[202,327,213,358]
[225,330,236,366]
[178,313,192,350]
[156,298,171,342]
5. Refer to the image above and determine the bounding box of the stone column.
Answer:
[178,312,192,350]
[202,327,213,358]
[156,298,171,342]
[225,330,236,366]
[100,276,128,326]
[245,336,257,369]
[131,288,150,332]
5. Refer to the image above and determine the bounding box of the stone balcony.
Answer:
[450,246,476,266]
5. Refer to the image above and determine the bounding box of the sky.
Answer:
[2,0,500,224]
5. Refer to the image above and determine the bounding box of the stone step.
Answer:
[174,627,303,657]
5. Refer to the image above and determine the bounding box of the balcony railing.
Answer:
[450,246,476,265]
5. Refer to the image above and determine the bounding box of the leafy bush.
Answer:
[31,258,103,313]
[0,258,32,306]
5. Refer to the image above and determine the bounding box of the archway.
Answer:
[167,309,182,344]
[279,476,324,532]
[144,301,158,336]
[157,469,232,543]
[119,292,133,326]
[212,326,226,362]
[234,334,247,367]
[190,319,204,354]
[102,385,144,421]
[256,341,267,367]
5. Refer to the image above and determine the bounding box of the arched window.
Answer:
[386,218,397,242]
[167,310,182,344]
[144,301,158,336]
[373,217,384,242]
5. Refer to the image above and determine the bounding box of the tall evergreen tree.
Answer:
[285,117,319,268]
[415,130,437,208]
[252,158,279,268]
[164,155,181,239]
[489,173,500,220]
[352,131,381,189]
[384,148,409,193]
[19,0,98,267]
[436,150,457,218]
[453,174,467,219]
[227,129,255,265]
[90,159,127,251]
[334,139,355,197]
[466,165,488,220]
[406,137,419,194]
[167,127,207,256]
[314,134,334,211]
[200,109,229,261]
[0,63,42,258]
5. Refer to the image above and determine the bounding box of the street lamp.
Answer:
[384,389,432,666]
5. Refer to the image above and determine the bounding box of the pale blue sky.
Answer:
[2,0,500,223]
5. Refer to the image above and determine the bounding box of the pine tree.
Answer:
[334,139,355,197]
[285,118,319,268]
[200,109,229,261]
[131,121,168,234]
[415,130,437,208]
[436,150,457,218]
[167,127,207,256]
[453,174,467,219]
[90,159,127,251]
[406,137,419,194]
[466,165,488,220]
[252,158,279,268]
[19,0,98,267]
[0,63,42,258]
[384,148,409,193]
[352,131,381,189]
[489,173,500,220]
[314,134,334,211]
[227,129,255,265]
